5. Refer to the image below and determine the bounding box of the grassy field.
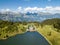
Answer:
[37,25,60,45]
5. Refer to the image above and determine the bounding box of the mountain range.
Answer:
[0,11,60,22]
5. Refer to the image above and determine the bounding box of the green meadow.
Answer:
[37,25,60,45]
[0,18,60,45]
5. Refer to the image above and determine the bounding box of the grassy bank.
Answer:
[37,25,60,45]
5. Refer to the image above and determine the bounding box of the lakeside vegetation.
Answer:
[0,18,60,45]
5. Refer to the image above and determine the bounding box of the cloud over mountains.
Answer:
[0,6,60,14]
[0,6,60,22]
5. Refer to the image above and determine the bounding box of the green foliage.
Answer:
[41,18,60,25]
[0,20,27,39]
[41,18,60,32]
[53,22,60,32]
[47,31,51,36]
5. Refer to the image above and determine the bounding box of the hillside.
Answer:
[41,18,60,25]
[41,18,60,32]
[0,20,27,39]
[0,18,60,45]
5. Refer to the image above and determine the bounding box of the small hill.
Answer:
[41,18,60,25]
[0,20,26,39]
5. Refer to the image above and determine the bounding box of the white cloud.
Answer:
[0,9,11,14]
[23,7,43,13]
[1,9,11,12]
[17,7,22,11]
[23,6,60,14]
[0,6,60,14]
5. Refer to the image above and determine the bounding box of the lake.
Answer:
[0,31,50,45]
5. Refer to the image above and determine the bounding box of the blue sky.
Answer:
[0,0,60,10]
[0,0,60,14]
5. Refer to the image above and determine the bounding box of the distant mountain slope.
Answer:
[41,18,60,25]
[0,12,60,22]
